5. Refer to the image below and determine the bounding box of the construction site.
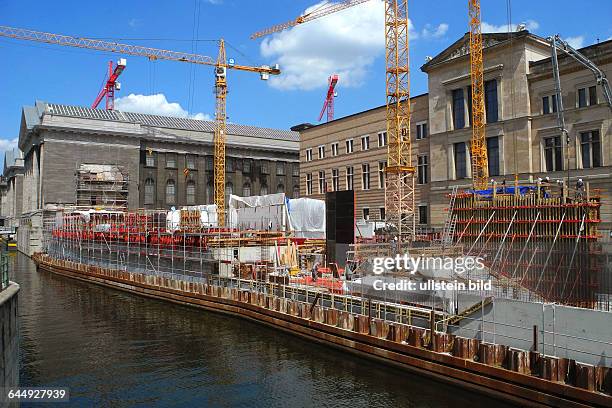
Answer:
[1,0,611,406]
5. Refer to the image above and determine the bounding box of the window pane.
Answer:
[552,94,558,112]
[589,86,597,106]
[486,137,500,176]
[454,142,466,179]
[578,88,587,108]
[485,79,498,123]
[144,178,155,205]
[453,89,465,129]
[542,96,550,114]
[186,181,196,205]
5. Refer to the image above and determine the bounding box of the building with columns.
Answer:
[296,31,611,235]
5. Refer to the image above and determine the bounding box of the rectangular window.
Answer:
[145,153,155,167]
[543,136,563,172]
[580,130,601,168]
[378,131,387,147]
[186,155,196,170]
[542,96,550,114]
[452,88,465,130]
[417,155,428,184]
[261,161,269,174]
[186,182,196,205]
[485,79,499,123]
[331,142,339,157]
[332,168,339,191]
[486,137,500,176]
[379,207,386,221]
[318,145,325,159]
[205,157,214,171]
[345,139,354,154]
[292,164,299,177]
[362,208,370,221]
[166,155,176,168]
[361,135,370,151]
[418,205,428,225]
[346,166,354,190]
[306,173,312,195]
[467,85,473,125]
[276,162,285,176]
[589,85,597,106]
[378,162,386,188]
[416,123,428,140]
[361,163,370,190]
[226,157,234,172]
[454,142,467,179]
[318,170,326,193]
[578,87,587,108]
[306,149,313,162]
[243,160,251,173]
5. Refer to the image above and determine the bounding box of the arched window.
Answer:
[276,183,284,194]
[144,178,155,205]
[186,180,196,205]
[243,182,251,197]
[166,179,176,204]
[260,184,268,195]
[293,185,300,198]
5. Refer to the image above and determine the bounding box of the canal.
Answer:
[12,253,511,407]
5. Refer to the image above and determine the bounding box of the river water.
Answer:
[11,253,510,407]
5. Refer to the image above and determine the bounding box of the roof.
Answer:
[23,101,299,142]
[529,37,612,70]
[420,30,546,72]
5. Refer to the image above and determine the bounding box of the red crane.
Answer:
[92,58,127,110]
[318,74,339,122]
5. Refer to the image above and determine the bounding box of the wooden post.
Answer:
[533,324,538,352]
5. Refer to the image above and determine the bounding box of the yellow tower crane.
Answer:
[0,25,281,225]
[468,0,489,190]
[253,0,417,243]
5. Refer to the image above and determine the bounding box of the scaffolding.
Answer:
[75,164,129,209]
[451,182,607,310]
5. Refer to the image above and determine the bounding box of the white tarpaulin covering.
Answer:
[286,198,325,238]
[166,205,219,232]
[228,193,325,238]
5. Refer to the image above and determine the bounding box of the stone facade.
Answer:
[11,102,299,215]
[297,31,612,234]
[0,282,19,407]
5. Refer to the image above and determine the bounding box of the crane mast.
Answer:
[384,0,415,244]
[319,74,339,122]
[252,0,416,242]
[92,59,127,110]
[0,25,280,225]
[468,0,489,190]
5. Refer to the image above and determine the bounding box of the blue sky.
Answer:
[1,0,611,166]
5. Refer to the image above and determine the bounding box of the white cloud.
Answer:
[0,138,18,153]
[128,18,142,29]
[114,94,211,120]
[565,35,585,49]
[421,23,449,39]
[259,0,441,91]
[481,19,539,33]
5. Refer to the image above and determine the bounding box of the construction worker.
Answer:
[576,178,585,201]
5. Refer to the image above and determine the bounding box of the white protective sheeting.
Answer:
[166,205,219,232]
[228,193,325,238]
[286,198,325,238]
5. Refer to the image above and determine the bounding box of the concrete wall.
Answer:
[0,282,19,407]
[451,297,612,367]
[17,211,44,256]
[40,132,141,209]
